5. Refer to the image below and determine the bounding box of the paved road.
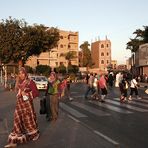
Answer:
[0,82,148,148]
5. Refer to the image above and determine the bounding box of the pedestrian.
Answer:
[108,72,114,88]
[98,73,108,102]
[84,73,95,99]
[48,72,60,121]
[64,74,73,101]
[119,77,129,102]
[129,76,141,100]
[5,67,39,148]
[44,74,52,121]
[91,73,100,100]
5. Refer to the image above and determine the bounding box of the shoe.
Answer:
[4,143,17,148]
[85,96,88,100]
[100,100,105,103]
[137,97,142,100]
[69,97,73,101]
[128,96,132,101]
[32,134,39,141]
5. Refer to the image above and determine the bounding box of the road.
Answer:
[0,82,148,148]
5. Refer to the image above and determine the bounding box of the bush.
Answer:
[36,65,51,76]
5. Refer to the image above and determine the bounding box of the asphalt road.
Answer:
[0,82,148,148]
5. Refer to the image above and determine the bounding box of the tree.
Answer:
[126,26,148,52]
[80,41,93,67]
[0,17,60,66]
[60,51,77,66]
[55,64,66,74]
[36,65,51,76]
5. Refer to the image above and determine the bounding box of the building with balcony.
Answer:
[26,30,79,69]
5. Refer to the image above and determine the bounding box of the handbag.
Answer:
[39,96,46,114]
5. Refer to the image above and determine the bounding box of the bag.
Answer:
[145,89,148,94]
[39,97,46,114]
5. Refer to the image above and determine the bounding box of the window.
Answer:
[60,36,63,39]
[107,60,109,64]
[60,62,63,65]
[106,44,109,47]
[101,44,104,48]
[101,52,104,56]
[107,52,109,56]
[101,60,104,64]
[60,44,63,48]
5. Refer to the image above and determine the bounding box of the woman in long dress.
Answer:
[5,67,39,148]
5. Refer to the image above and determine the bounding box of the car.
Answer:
[29,76,48,90]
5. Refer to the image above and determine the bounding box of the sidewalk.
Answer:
[0,86,117,148]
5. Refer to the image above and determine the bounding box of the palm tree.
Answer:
[65,51,77,66]
[60,51,77,73]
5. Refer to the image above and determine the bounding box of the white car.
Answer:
[29,76,48,90]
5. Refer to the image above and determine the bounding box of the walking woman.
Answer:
[98,73,108,102]
[5,67,39,148]
[48,72,60,121]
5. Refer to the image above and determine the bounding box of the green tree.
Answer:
[65,51,77,66]
[60,51,77,73]
[55,65,66,74]
[80,41,93,67]
[0,17,60,66]
[36,65,51,76]
[67,65,79,73]
[126,26,148,52]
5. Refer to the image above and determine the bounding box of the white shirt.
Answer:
[130,79,138,88]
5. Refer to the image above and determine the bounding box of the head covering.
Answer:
[50,71,56,77]
[15,67,29,91]
[19,67,28,78]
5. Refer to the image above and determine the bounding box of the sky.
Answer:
[0,0,148,64]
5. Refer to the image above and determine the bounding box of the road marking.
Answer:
[113,98,148,108]
[132,98,148,103]
[94,130,120,148]
[59,102,87,118]
[68,115,80,123]
[71,102,110,116]
[89,101,133,114]
[112,98,148,112]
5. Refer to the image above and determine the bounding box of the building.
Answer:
[117,64,127,71]
[26,30,79,69]
[111,60,117,69]
[135,43,148,75]
[91,38,111,72]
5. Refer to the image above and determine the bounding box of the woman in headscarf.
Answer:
[5,67,39,148]
[47,72,60,121]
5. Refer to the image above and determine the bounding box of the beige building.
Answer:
[111,60,117,69]
[91,38,111,72]
[26,30,79,69]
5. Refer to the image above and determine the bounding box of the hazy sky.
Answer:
[0,0,148,64]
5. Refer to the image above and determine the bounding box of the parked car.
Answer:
[29,76,48,90]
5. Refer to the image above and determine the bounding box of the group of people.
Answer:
[4,67,72,148]
[84,73,108,102]
[4,67,144,147]
[116,72,141,102]
[84,71,142,103]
